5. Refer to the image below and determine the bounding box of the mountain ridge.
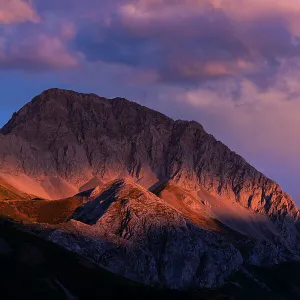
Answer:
[0,88,299,252]
[0,89,297,217]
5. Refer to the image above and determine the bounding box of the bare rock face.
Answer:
[0,88,299,245]
[48,179,243,289]
[0,88,298,220]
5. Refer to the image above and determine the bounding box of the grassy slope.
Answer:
[152,182,246,239]
[0,177,36,200]
[0,196,86,224]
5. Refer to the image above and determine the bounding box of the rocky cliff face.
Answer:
[0,88,298,222]
[48,178,243,289]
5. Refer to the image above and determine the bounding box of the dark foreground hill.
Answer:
[1,218,300,300]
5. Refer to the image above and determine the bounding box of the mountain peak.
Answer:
[1,88,173,136]
[37,88,104,102]
[0,88,298,229]
[88,177,145,200]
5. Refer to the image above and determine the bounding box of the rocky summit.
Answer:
[0,89,298,218]
[0,88,300,299]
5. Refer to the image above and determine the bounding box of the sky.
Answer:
[0,0,299,202]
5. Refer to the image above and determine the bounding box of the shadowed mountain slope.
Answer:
[2,218,300,300]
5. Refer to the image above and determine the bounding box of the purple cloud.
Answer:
[0,0,40,24]
[2,0,300,80]
[62,0,299,86]
[0,35,80,71]
[0,14,81,71]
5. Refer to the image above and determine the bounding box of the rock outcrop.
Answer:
[49,179,243,289]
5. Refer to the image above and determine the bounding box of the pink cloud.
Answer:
[120,0,300,36]
[117,0,300,46]
[0,34,81,70]
[27,35,80,68]
[213,0,300,36]
[0,0,40,24]
[0,6,82,72]
[167,58,257,80]
[60,21,77,40]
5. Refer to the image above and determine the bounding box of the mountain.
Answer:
[0,88,300,296]
[0,88,298,218]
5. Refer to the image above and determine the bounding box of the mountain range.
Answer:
[0,88,300,299]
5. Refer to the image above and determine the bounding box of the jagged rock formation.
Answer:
[48,178,243,289]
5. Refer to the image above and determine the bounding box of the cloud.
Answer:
[119,0,300,36]
[60,21,77,40]
[0,9,82,72]
[70,0,298,86]
[0,0,40,24]
[0,33,81,71]
[212,0,300,36]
